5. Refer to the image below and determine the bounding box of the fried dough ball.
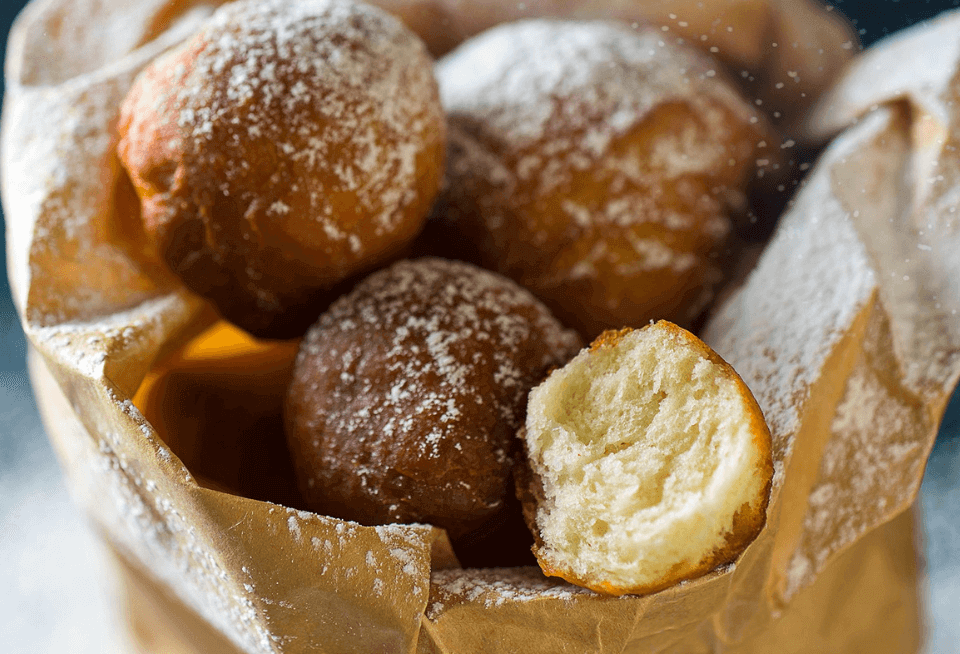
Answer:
[519,322,773,596]
[284,258,581,539]
[424,20,776,339]
[117,0,445,338]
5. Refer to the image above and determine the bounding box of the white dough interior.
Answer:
[524,327,766,590]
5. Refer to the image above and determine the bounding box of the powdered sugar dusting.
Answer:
[438,20,754,155]
[807,18,960,404]
[437,19,765,224]
[4,43,190,329]
[287,516,302,543]
[426,567,592,619]
[703,157,877,467]
[375,524,431,580]
[365,524,441,602]
[784,338,926,598]
[299,257,578,454]
[45,378,279,654]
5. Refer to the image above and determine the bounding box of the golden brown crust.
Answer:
[519,321,773,596]
[117,0,445,338]
[421,22,777,341]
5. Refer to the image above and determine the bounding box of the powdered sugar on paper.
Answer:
[427,567,592,619]
[704,162,877,466]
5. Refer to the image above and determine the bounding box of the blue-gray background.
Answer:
[1,1,958,652]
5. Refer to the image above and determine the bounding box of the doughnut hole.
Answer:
[284,258,582,539]
[521,322,773,595]
[118,0,446,338]
[425,20,777,341]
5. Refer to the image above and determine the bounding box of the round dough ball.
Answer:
[425,20,776,339]
[117,0,445,338]
[284,257,582,538]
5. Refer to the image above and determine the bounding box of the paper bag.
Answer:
[4,1,957,652]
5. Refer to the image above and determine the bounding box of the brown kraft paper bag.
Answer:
[4,1,958,651]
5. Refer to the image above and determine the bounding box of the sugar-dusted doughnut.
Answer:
[117,0,445,338]
[519,321,773,595]
[284,257,582,539]
[424,20,776,339]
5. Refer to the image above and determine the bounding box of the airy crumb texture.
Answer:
[521,321,772,596]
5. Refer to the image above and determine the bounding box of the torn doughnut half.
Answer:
[519,321,773,596]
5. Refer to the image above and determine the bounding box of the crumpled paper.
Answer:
[3,0,957,652]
